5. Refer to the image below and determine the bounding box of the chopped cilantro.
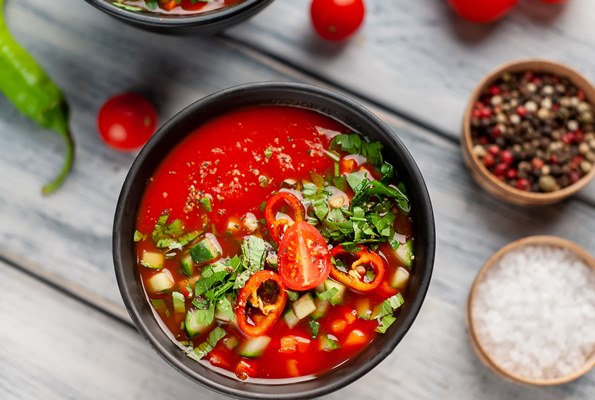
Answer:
[309,320,320,338]
[330,133,383,167]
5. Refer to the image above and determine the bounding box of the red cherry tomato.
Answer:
[97,92,157,151]
[278,221,331,291]
[180,0,208,11]
[448,0,517,23]
[310,0,365,41]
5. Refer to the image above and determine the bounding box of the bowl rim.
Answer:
[84,0,273,28]
[466,235,595,386]
[113,82,436,399]
[461,59,595,205]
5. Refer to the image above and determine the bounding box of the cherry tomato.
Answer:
[236,270,287,337]
[97,92,157,151]
[310,0,365,41]
[181,0,208,11]
[278,221,331,291]
[448,0,517,23]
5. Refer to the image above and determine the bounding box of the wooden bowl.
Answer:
[466,235,595,386]
[461,59,595,206]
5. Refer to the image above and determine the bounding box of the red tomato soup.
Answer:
[135,105,414,381]
[116,0,243,14]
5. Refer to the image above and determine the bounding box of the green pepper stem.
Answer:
[42,127,74,195]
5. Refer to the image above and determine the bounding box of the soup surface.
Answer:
[134,105,414,380]
[112,0,243,14]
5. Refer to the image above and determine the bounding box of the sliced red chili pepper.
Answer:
[236,270,287,337]
[330,245,385,292]
[264,192,305,243]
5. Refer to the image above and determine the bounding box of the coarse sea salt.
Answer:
[471,244,595,380]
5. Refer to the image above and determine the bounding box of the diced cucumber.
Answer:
[184,309,212,338]
[292,293,316,320]
[236,336,271,358]
[172,291,186,314]
[324,279,346,305]
[180,253,195,277]
[141,251,164,270]
[315,283,326,293]
[395,240,413,268]
[311,298,330,320]
[284,309,300,329]
[215,296,235,323]
[319,334,341,352]
[355,298,372,320]
[189,233,222,265]
[223,336,239,350]
[146,270,174,293]
[391,266,410,290]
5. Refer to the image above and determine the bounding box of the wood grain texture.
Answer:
[225,0,595,201]
[0,0,594,399]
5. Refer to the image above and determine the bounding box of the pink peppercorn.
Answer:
[494,163,508,177]
[483,153,495,168]
[516,106,527,117]
[532,157,544,170]
[500,150,514,165]
[488,145,500,156]
[563,132,575,145]
[506,169,518,179]
[516,179,531,191]
[489,86,501,96]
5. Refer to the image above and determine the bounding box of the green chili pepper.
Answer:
[0,0,74,194]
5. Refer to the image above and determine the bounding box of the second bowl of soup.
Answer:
[114,82,435,399]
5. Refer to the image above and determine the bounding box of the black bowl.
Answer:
[84,0,275,34]
[114,82,436,399]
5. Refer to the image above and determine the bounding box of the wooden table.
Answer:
[1,0,594,398]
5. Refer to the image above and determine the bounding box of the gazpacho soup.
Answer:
[112,0,243,14]
[134,105,415,381]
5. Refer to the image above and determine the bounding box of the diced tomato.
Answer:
[279,335,311,354]
[177,276,199,298]
[344,329,368,347]
[377,281,398,298]
[279,336,297,354]
[159,0,178,11]
[235,360,258,380]
[331,319,347,333]
[340,158,357,174]
[344,310,357,325]
[208,350,231,369]
[287,359,300,377]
